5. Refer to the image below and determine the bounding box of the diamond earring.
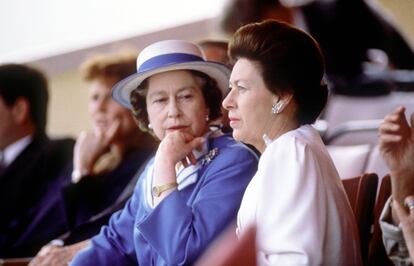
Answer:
[271,102,283,114]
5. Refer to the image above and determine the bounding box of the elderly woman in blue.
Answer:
[69,40,258,265]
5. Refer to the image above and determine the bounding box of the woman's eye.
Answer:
[91,94,100,101]
[153,98,167,104]
[238,85,247,92]
[179,94,193,100]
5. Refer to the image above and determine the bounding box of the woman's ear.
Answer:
[282,94,293,107]
[272,94,293,114]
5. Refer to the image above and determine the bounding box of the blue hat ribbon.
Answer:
[138,53,204,73]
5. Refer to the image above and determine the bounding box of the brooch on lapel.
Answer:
[201,148,219,166]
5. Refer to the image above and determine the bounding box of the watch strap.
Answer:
[152,182,178,197]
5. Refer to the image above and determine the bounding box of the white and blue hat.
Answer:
[112,40,231,109]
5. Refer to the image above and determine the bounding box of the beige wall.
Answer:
[47,69,90,138]
[378,0,414,45]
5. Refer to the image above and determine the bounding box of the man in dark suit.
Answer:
[0,64,74,258]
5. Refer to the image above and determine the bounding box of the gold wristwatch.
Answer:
[152,182,178,197]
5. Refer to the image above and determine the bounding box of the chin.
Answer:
[231,130,244,142]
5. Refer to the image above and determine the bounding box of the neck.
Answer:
[266,102,300,151]
[257,123,300,154]
[2,125,36,150]
[256,110,300,154]
[268,118,299,142]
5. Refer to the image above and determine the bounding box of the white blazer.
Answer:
[237,125,362,266]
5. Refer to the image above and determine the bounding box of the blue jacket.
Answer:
[71,134,258,265]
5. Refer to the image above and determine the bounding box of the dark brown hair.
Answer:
[0,64,48,133]
[229,19,328,125]
[130,70,223,132]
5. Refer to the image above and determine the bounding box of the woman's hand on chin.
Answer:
[151,131,205,204]
[158,131,205,166]
[152,131,205,186]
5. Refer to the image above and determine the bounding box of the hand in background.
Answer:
[72,120,120,181]
[28,240,89,266]
[379,106,414,180]
[379,106,414,224]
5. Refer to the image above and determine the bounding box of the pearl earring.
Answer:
[148,123,153,129]
[205,115,209,121]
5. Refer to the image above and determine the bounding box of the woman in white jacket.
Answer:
[222,19,362,266]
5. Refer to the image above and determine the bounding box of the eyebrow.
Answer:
[231,79,248,86]
[176,86,195,93]
[148,86,196,98]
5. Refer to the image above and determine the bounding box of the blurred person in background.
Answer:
[0,64,74,258]
[61,50,157,227]
[26,51,157,262]
[378,106,414,265]
[199,40,230,66]
[220,0,414,96]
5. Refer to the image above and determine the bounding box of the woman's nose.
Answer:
[222,90,235,110]
[92,96,111,114]
[96,99,107,111]
[167,100,181,118]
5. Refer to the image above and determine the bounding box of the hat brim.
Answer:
[112,61,231,109]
